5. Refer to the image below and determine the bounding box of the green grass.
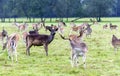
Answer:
[0,18,120,76]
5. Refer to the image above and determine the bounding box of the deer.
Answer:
[13,22,28,32]
[59,30,88,68]
[56,20,66,35]
[22,30,39,44]
[45,24,58,32]
[0,27,8,46]
[69,23,86,35]
[90,18,98,25]
[32,20,45,31]
[103,24,108,29]
[85,24,92,37]
[109,23,118,30]
[2,33,20,63]
[26,27,58,56]
[70,21,76,27]
[111,35,120,54]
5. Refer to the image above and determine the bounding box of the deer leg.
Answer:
[14,48,17,62]
[114,47,117,54]
[82,55,86,68]
[71,50,74,67]
[26,45,32,56]
[44,44,48,56]
[73,54,77,67]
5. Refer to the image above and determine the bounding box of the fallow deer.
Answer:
[32,20,45,31]
[103,24,108,29]
[2,33,20,63]
[13,22,28,32]
[69,23,86,35]
[26,27,58,56]
[109,23,118,30]
[85,24,92,37]
[59,30,88,68]
[112,35,120,54]
[56,20,66,35]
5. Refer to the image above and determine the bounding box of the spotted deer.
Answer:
[59,30,88,68]
[2,33,20,63]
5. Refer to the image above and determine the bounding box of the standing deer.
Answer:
[26,27,58,56]
[103,24,108,29]
[85,24,92,37]
[59,30,88,68]
[69,23,86,35]
[2,33,20,63]
[56,20,66,35]
[112,35,120,54]
[13,22,28,32]
[109,23,118,30]
[32,20,45,31]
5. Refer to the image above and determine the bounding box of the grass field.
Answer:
[0,18,120,76]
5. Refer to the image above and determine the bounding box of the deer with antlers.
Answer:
[59,30,88,68]
[26,27,58,56]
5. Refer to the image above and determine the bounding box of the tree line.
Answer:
[0,0,119,22]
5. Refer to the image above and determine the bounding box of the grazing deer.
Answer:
[2,33,20,63]
[26,27,58,56]
[109,23,118,30]
[59,30,88,68]
[103,24,108,29]
[112,35,120,54]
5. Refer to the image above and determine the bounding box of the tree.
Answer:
[82,0,116,22]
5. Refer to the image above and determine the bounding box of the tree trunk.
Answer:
[66,17,68,22]
[9,18,11,23]
[33,18,35,22]
[50,18,52,22]
[29,17,31,22]
[96,17,101,22]
[14,18,16,22]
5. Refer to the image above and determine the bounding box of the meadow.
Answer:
[0,17,120,76]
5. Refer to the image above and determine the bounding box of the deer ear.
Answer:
[55,28,58,31]
[48,28,52,31]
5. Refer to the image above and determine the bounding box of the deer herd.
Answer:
[0,20,119,68]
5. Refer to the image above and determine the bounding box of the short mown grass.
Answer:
[0,18,120,76]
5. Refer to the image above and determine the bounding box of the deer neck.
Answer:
[48,33,55,43]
